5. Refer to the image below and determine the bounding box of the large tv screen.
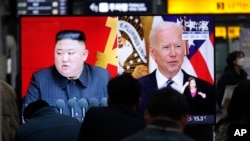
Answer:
[20,15,215,124]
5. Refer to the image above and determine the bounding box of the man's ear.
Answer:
[83,49,89,61]
[149,46,156,60]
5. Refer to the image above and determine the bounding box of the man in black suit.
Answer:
[77,74,146,141]
[138,21,215,141]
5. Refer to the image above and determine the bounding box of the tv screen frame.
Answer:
[20,15,215,124]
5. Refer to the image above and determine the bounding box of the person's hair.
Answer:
[149,21,183,47]
[188,76,196,88]
[0,80,20,141]
[56,30,86,42]
[24,100,49,120]
[107,74,141,106]
[227,79,250,123]
[147,87,189,120]
[224,51,244,71]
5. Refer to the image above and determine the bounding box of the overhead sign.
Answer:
[17,0,67,15]
[168,0,250,14]
[84,0,152,14]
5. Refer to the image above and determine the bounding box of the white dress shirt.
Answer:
[156,69,184,93]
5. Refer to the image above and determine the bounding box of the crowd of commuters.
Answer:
[2,21,250,141]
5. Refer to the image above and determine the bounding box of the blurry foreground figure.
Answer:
[0,80,20,141]
[122,87,194,141]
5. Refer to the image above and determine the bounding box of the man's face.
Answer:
[54,39,88,78]
[150,27,185,78]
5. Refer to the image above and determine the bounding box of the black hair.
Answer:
[23,100,49,120]
[147,87,189,120]
[224,51,244,71]
[56,30,86,42]
[107,74,141,106]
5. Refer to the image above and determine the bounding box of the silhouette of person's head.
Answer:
[107,74,141,108]
[146,87,189,130]
[225,51,245,70]
[24,100,49,122]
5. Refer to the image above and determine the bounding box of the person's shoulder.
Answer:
[85,107,110,117]
[120,130,144,141]
[179,133,196,141]
[196,77,213,87]
[87,107,109,113]
[59,114,81,122]
[138,70,155,81]
[84,63,109,73]
[33,66,54,75]
[182,70,213,86]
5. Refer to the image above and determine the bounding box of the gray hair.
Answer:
[149,21,183,47]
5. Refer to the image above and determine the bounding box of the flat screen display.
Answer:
[20,15,215,124]
[17,0,68,15]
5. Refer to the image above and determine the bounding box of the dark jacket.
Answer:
[22,64,110,121]
[78,105,146,141]
[121,120,194,141]
[183,87,209,115]
[138,69,215,115]
[216,67,247,107]
[138,69,215,141]
[14,107,81,141]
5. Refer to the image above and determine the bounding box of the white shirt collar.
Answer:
[156,69,184,93]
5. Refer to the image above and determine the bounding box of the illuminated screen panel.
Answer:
[83,0,152,14]
[17,0,68,15]
[21,16,118,98]
[168,0,250,14]
[20,15,215,124]
[145,15,215,124]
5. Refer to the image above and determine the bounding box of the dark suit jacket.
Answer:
[121,120,194,141]
[22,63,110,121]
[14,107,81,141]
[138,69,215,141]
[78,105,146,141]
[138,69,215,115]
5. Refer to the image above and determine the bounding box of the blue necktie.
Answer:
[166,80,174,88]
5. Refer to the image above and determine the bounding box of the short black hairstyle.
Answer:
[24,100,49,120]
[147,87,189,120]
[107,74,141,106]
[56,30,86,42]
[225,51,244,70]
